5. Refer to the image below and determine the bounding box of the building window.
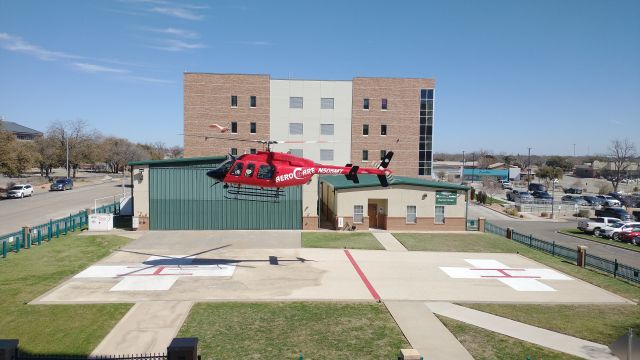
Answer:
[289,123,303,135]
[406,205,417,224]
[231,121,238,133]
[435,205,445,224]
[381,124,387,136]
[382,98,388,110]
[249,148,257,154]
[250,122,257,134]
[320,149,334,161]
[231,95,237,107]
[353,205,364,223]
[380,150,387,160]
[363,98,369,110]
[289,149,303,157]
[250,96,257,108]
[289,97,303,109]
[362,124,369,136]
[419,88,435,176]
[230,148,237,156]
[321,97,334,109]
[362,150,368,161]
[320,124,334,136]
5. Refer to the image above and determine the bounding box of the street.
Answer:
[0,181,128,234]
[468,202,640,268]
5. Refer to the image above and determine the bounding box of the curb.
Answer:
[475,203,521,220]
[556,230,640,254]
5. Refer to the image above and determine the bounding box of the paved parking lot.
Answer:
[34,231,630,305]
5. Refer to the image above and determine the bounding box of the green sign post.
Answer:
[436,191,457,205]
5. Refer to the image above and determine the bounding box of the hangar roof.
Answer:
[321,175,469,191]
[129,156,226,167]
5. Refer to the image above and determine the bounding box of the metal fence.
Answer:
[466,219,478,231]
[17,353,166,360]
[484,221,640,284]
[1,201,120,259]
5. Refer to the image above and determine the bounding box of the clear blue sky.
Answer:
[1,0,638,156]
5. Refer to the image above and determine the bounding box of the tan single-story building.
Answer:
[319,175,470,231]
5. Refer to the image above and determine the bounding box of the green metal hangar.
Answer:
[129,157,302,230]
[320,175,470,231]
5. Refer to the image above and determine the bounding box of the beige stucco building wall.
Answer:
[270,80,353,229]
[131,165,150,229]
[323,183,467,231]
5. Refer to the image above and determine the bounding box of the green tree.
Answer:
[545,156,574,171]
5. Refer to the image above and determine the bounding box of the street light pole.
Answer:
[551,178,556,219]
[66,137,69,179]
[462,151,466,184]
[527,147,532,186]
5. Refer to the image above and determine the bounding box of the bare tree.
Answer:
[482,177,501,205]
[47,119,100,178]
[103,137,150,174]
[606,138,636,192]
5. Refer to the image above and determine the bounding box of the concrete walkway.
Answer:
[92,301,193,356]
[386,301,473,360]
[427,302,617,360]
[372,232,407,251]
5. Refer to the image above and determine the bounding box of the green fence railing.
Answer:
[0,201,120,259]
[484,221,640,284]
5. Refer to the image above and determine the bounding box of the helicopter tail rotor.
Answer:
[377,151,394,187]
[345,166,360,184]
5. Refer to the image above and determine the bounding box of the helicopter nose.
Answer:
[207,168,225,181]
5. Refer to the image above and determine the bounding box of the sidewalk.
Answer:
[91,301,193,356]
[426,302,616,360]
[372,232,407,251]
[386,301,473,360]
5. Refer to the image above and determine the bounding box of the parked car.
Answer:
[501,181,513,190]
[513,190,534,203]
[577,217,621,236]
[531,191,553,203]
[618,230,640,245]
[603,222,640,240]
[528,183,547,192]
[596,195,621,207]
[50,178,74,191]
[561,195,589,206]
[595,207,634,222]
[506,189,518,201]
[563,187,583,194]
[6,184,34,199]
[581,195,606,207]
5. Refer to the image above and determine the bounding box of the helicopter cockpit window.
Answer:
[230,162,244,176]
[257,165,275,179]
[245,163,255,177]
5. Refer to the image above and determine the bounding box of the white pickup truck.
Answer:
[577,217,622,235]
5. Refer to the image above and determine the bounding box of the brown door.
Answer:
[368,204,377,228]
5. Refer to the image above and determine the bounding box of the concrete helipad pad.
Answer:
[33,235,630,304]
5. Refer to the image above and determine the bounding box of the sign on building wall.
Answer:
[436,191,457,205]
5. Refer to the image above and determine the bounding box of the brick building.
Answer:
[183,73,436,177]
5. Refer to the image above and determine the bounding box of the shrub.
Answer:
[504,207,519,216]
[541,212,548,217]
[578,209,591,218]
[598,182,613,194]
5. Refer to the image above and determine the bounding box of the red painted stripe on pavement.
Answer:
[344,249,380,301]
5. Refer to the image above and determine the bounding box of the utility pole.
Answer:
[471,153,476,184]
[461,151,466,184]
[527,147,532,185]
[66,137,70,179]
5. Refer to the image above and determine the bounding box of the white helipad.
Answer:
[440,259,572,292]
[73,255,236,291]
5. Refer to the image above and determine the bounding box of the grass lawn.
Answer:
[394,232,522,253]
[559,229,640,252]
[302,232,384,250]
[0,233,132,355]
[461,303,640,346]
[179,302,409,359]
[437,316,581,360]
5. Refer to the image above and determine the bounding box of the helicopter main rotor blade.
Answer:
[270,140,337,144]
[180,133,266,144]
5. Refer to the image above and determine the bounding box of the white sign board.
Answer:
[338,217,344,228]
[88,214,114,231]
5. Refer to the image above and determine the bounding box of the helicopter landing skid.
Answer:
[224,185,286,202]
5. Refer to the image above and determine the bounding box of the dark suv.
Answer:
[595,207,633,222]
[50,178,74,191]
[528,183,547,192]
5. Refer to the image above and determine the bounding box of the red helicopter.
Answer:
[191,124,394,199]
